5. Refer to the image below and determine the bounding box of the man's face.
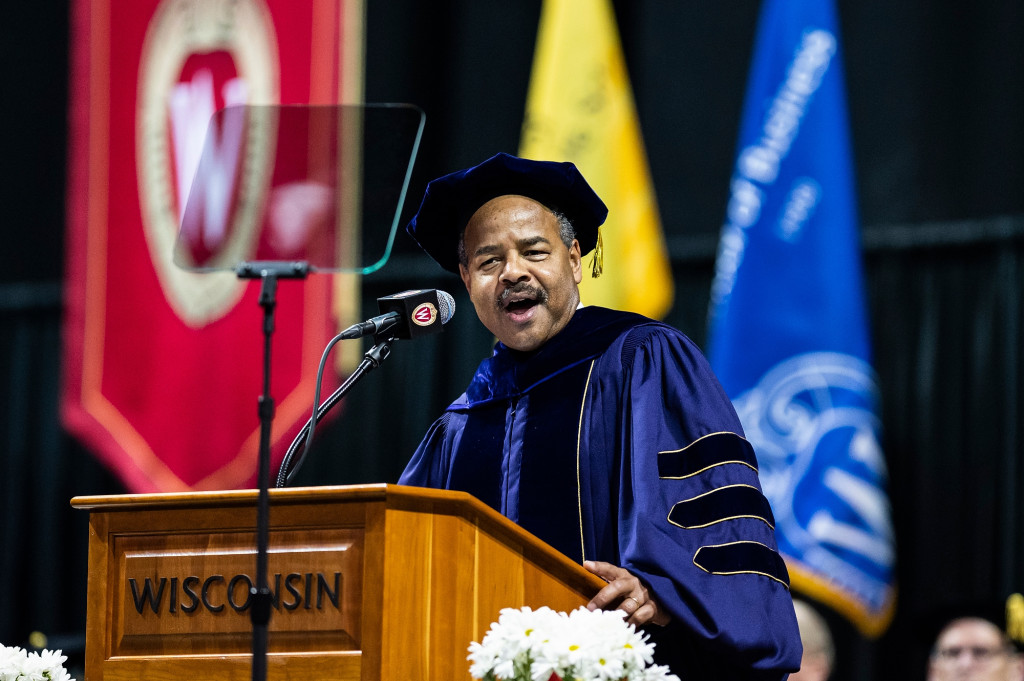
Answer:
[458,195,582,352]
[928,618,1024,681]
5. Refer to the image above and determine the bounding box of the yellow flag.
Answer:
[519,0,673,319]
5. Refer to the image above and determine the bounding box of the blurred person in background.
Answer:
[927,594,1024,681]
[790,599,835,681]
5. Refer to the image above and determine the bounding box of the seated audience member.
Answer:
[927,594,1024,681]
[790,599,835,681]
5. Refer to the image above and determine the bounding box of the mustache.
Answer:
[496,282,548,309]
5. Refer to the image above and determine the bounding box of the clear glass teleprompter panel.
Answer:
[173,104,425,276]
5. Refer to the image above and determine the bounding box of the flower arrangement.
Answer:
[0,645,75,681]
[467,606,680,681]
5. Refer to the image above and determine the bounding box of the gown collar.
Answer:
[457,306,648,407]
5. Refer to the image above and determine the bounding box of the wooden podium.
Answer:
[72,484,605,681]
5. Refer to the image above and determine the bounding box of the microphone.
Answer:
[339,289,455,340]
[275,288,456,487]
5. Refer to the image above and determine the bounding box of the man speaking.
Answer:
[398,153,801,679]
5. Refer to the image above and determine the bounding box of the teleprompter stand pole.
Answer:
[236,261,310,681]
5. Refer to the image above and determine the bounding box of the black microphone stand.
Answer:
[275,333,395,487]
[236,260,310,681]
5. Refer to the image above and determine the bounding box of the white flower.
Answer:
[0,647,26,681]
[640,663,682,681]
[467,606,680,681]
[0,645,75,681]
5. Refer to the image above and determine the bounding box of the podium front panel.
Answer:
[112,528,363,655]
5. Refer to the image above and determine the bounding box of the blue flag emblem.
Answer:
[708,0,895,636]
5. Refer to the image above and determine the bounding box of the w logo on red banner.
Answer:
[62,0,365,493]
[136,0,279,326]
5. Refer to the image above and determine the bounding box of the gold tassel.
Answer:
[1007,593,1024,646]
[590,228,604,278]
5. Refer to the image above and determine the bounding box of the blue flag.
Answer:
[707,0,895,636]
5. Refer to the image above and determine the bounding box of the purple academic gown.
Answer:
[399,306,801,679]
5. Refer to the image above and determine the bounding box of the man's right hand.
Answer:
[583,560,672,627]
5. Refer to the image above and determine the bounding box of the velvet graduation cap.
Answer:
[405,153,608,275]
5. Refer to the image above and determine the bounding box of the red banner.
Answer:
[63,0,364,492]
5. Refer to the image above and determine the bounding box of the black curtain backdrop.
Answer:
[2,2,1023,680]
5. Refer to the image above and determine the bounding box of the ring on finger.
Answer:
[626,596,641,609]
